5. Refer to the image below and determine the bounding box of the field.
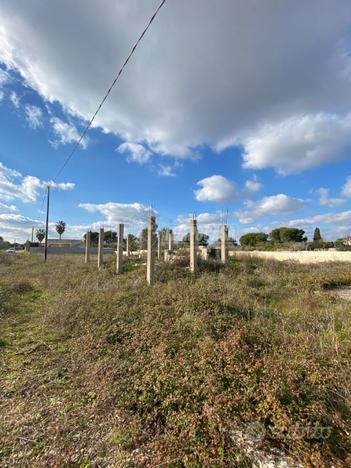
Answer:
[0,253,350,467]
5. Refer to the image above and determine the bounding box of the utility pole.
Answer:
[44,185,50,262]
[31,226,34,242]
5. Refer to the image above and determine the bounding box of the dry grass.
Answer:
[0,253,350,466]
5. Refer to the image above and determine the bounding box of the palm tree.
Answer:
[55,220,66,240]
[36,228,45,246]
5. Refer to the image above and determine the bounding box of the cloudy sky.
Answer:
[1,0,351,242]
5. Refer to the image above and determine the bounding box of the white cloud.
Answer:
[0,161,74,203]
[242,114,351,174]
[78,202,156,230]
[0,202,16,211]
[317,187,345,208]
[287,210,351,227]
[0,68,10,86]
[0,212,91,243]
[9,90,20,108]
[0,213,42,241]
[173,212,223,241]
[341,175,351,197]
[243,175,262,195]
[236,193,305,224]
[0,69,8,102]
[46,181,75,190]
[158,164,175,177]
[25,104,43,129]
[0,1,350,165]
[195,175,237,202]
[50,117,88,149]
[117,142,151,165]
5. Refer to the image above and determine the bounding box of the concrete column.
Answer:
[199,245,208,261]
[98,227,104,270]
[157,232,162,261]
[190,219,198,273]
[221,224,229,264]
[85,231,91,263]
[168,229,173,251]
[116,224,124,274]
[147,216,156,285]
[126,234,131,257]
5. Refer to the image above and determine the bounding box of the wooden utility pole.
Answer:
[44,185,50,262]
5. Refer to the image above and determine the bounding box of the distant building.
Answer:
[46,239,84,248]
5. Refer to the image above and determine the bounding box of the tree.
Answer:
[227,237,238,248]
[182,232,209,246]
[270,227,307,243]
[104,230,117,244]
[36,228,45,245]
[313,227,322,242]
[124,234,139,251]
[139,228,148,249]
[216,236,237,247]
[139,223,158,249]
[240,232,268,246]
[84,231,99,245]
[55,220,66,240]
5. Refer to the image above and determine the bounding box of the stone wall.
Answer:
[229,250,351,264]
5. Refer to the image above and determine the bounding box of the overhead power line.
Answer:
[54,0,168,180]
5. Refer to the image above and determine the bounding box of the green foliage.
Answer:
[104,230,117,244]
[35,228,45,245]
[307,241,334,250]
[139,228,148,249]
[0,255,350,465]
[239,232,268,246]
[335,239,351,251]
[182,232,210,246]
[124,234,139,251]
[313,227,322,242]
[55,220,66,240]
[270,227,307,243]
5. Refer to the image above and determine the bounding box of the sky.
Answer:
[1,0,351,243]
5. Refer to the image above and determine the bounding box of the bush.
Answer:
[335,239,351,251]
[240,232,268,246]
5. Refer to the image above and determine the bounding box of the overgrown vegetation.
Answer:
[0,254,350,466]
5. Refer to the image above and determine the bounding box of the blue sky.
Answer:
[1,0,351,242]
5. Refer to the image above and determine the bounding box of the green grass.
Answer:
[0,253,350,466]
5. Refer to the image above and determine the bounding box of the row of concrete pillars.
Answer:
[84,217,229,286]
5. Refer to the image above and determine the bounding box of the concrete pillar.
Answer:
[126,234,131,257]
[98,228,104,270]
[190,219,198,273]
[168,230,174,251]
[199,245,208,261]
[147,216,156,285]
[85,231,91,263]
[157,232,162,261]
[221,224,229,264]
[116,224,124,274]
